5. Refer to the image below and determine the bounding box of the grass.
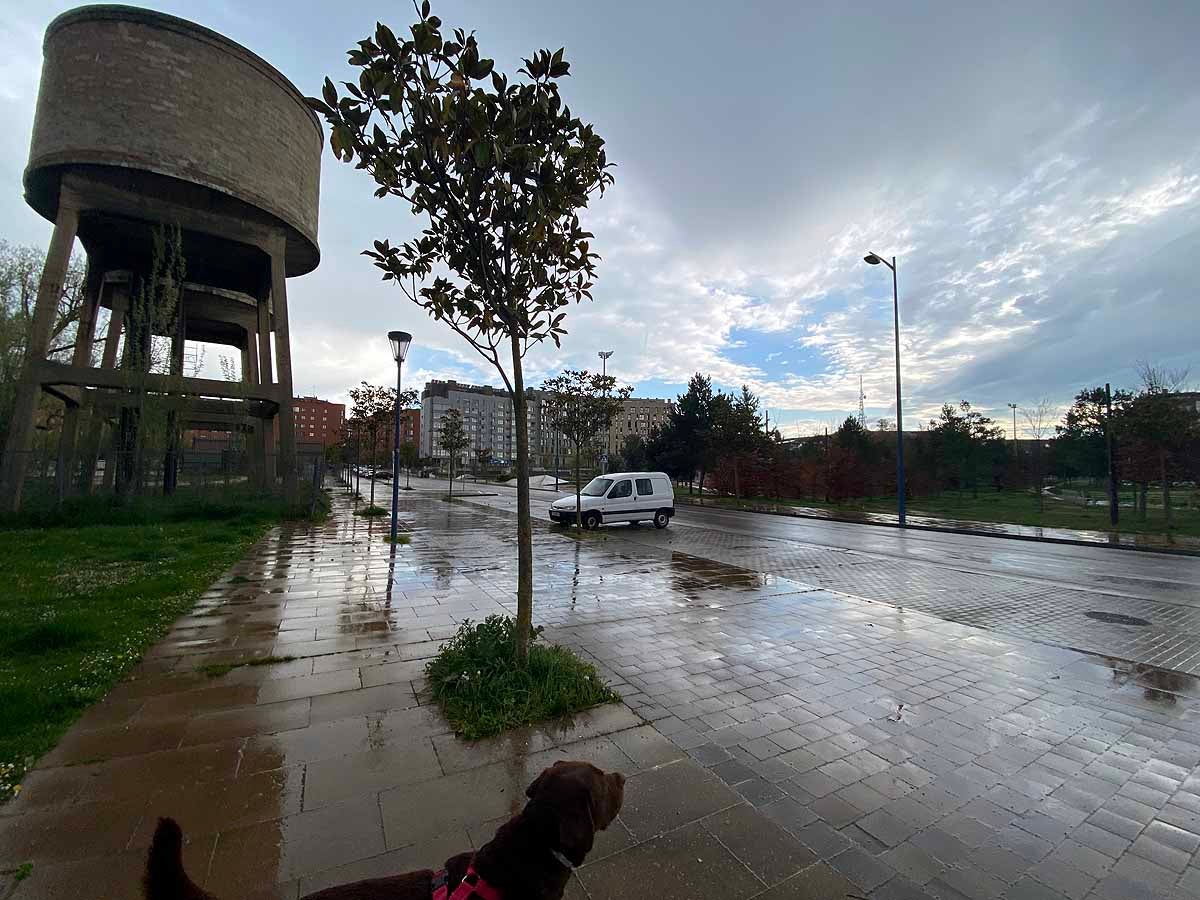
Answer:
[0,487,324,802]
[355,504,387,517]
[682,486,1200,538]
[425,615,619,740]
[198,654,297,679]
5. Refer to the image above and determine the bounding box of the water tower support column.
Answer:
[269,242,298,502]
[0,200,80,512]
[56,261,104,499]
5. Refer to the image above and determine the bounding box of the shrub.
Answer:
[425,616,618,740]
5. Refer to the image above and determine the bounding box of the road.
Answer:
[372,475,1200,607]
[367,474,1200,674]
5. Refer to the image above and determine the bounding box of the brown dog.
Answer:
[144,760,625,900]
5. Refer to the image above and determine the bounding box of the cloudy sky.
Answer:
[2,0,1197,437]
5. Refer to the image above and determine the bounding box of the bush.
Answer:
[425,616,619,740]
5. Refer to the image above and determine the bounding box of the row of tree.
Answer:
[611,366,1197,528]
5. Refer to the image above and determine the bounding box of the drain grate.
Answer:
[1085,611,1151,627]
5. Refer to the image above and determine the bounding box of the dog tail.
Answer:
[144,818,213,900]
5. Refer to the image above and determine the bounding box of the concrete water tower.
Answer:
[0,4,322,509]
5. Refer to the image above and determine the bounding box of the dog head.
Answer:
[524,760,626,866]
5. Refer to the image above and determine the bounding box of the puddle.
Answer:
[1103,658,1200,705]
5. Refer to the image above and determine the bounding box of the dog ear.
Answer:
[525,768,551,799]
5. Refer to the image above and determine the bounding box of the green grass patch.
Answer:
[199,654,298,679]
[355,505,387,517]
[425,616,619,740]
[0,487,323,803]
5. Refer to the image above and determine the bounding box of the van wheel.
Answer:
[653,509,670,529]
[583,511,601,530]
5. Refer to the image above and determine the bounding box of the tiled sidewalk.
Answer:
[3,490,1200,900]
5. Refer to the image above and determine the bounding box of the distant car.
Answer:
[372,469,392,480]
[549,471,675,529]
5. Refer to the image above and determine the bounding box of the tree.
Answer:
[399,440,420,488]
[115,226,186,497]
[620,433,647,471]
[712,385,765,499]
[438,407,470,497]
[541,369,630,527]
[1021,398,1055,512]
[665,373,718,493]
[348,381,397,509]
[1119,363,1197,529]
[309,4,614,663]
[1054,386,1133,482]
[0,240,89,447]
[927,401,1006,496]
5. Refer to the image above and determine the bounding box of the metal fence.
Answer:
[8,447,327,507]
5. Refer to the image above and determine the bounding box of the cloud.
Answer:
[0,0,1197,439]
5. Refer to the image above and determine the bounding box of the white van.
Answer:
[549,472,675,529]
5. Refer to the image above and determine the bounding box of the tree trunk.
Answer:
[1138,482,1148,520]
[1160,451,1173,530]
[448,454,454,498]
[574,447,582,529]
[733,457,741,500]
[369,436,377,508]
[510,334,533,667]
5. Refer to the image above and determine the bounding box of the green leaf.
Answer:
[421,0,430,16]
[321,77,337,107]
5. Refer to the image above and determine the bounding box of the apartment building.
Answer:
[285,396,345,448]
[419,380,560,464]
[606,397,674,454]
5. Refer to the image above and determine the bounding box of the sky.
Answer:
[2,0,1198,438]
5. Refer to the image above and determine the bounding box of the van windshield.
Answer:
[580,477,613,497]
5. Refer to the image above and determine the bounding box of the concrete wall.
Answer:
[26,6,321,273]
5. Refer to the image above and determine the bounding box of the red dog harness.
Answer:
[431,864,503,900]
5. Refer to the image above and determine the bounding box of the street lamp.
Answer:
[388,330,412,543]
[863,252,906,526]
[1007,403,1018,459]
[598,350,614,473]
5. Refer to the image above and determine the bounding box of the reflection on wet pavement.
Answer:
[3,489,1200,900]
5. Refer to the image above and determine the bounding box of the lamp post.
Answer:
[1007,403,1019,460]
[388,330,412,543]
[863,252,906,526]
[598,350,614,473]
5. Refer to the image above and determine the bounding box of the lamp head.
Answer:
[388,330,413,363]
[863,254,882,265]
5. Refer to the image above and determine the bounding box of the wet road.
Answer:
[396,477,1200,607]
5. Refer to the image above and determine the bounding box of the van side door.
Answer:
[605,478,634,522]
[635,476,659,517]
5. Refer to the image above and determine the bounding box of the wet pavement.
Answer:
[3,485,1200,899]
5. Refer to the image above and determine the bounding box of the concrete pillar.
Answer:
[242,327,266,485]
[56,260,104,500]
[269,243,298,502]
[81,280,128,493]
[256,290,276,485]
[161,295,186,496]
[0,201,79,511]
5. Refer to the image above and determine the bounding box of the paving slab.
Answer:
[4,488,1200,900]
